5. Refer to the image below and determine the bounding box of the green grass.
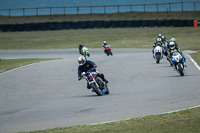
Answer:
[0,58,57,73]
[1,11,200,24]
[191,51,200,66]
[0,27,200,50]
[18,107,200,133]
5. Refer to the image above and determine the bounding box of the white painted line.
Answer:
[160,105,200,115]
[89,104,200,126]
[185,53,200,71]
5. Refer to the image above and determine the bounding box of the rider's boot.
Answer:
[87,82,91,89]
[103,79,109,84]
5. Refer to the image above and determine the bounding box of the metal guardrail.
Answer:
[0,2,199,16]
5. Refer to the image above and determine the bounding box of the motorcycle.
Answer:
[81,69,110,96]
[153,45,163,64]
[171,52,185,76]
[104,45,113,56]
[81,46,90,57]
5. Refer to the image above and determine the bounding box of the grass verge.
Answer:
[0,27,200,50]
[190,51,200,66]
[18,107,200,133]
[0,58,57,73]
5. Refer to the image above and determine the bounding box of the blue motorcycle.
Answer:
[172,52,185,76]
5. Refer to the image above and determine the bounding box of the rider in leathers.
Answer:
[78,56,108,89]
[167,41,186,65]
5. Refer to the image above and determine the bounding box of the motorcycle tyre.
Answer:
[90,83,103,96]
[156,55,160,64]
[177,63,184,76]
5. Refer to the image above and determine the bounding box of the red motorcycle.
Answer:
[104,45,113,56]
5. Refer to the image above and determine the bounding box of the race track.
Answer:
[0,49,200,133]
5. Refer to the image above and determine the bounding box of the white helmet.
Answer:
[170,38,176,42]
[158,34,162,38]
[156,38,162,42]
[78,56,86,66]
[104,41,106,44]
[169,42,175,50]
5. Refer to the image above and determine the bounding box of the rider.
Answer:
[170,38,179,48]
[79,43,89,57]
[102,41,109,50]
[77,56,109,89]
[152,38,163,55]
[167,41,186,65]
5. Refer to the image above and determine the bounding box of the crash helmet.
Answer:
[156,38,162,43]
[170,38,176,42]
[103,41,107,44]
[78,56,86,66]
[161,36,166,41]
[158,34,162,38]
[169,41,175,50]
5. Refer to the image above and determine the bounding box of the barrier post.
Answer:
[194,20,198,27]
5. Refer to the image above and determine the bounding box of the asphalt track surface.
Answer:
[0,49,200,133]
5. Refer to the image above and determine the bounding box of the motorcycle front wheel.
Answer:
[177,63,184,76]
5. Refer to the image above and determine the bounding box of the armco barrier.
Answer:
[0,19,196,32]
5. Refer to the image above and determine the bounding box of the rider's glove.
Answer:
[78,77,81,81]
[93,65,97,68]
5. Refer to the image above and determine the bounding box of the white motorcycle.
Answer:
[153,45,163,64]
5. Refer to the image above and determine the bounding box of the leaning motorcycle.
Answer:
[81,70,109,96]
[104,45,113,56]
[171,52,185,76]
[153,45,163,64]
[81,46,90,57]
